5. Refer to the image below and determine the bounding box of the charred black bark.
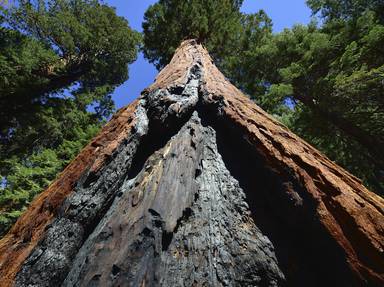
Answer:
[14,65,203,287]
[62,112,285,287]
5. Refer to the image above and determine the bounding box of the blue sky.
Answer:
[106,0,312,108]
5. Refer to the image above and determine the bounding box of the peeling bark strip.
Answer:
[1,40,383,287]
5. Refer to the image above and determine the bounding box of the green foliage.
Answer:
[0,0,141,135]
[0,0,140,236]
[219,11,273,92]
[306,0,384,21]
[142,0,247,69]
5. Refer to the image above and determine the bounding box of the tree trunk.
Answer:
[0,39,383,287]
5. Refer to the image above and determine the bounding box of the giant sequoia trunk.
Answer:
[0,40,383,287]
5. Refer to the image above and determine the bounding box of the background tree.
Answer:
[0,0,140,235]
[306,0,384,21]
[1,0,140,135]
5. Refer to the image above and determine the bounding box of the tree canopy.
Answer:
[307,0,384,21]
[142,0,249,69]
[1,0,140,135]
